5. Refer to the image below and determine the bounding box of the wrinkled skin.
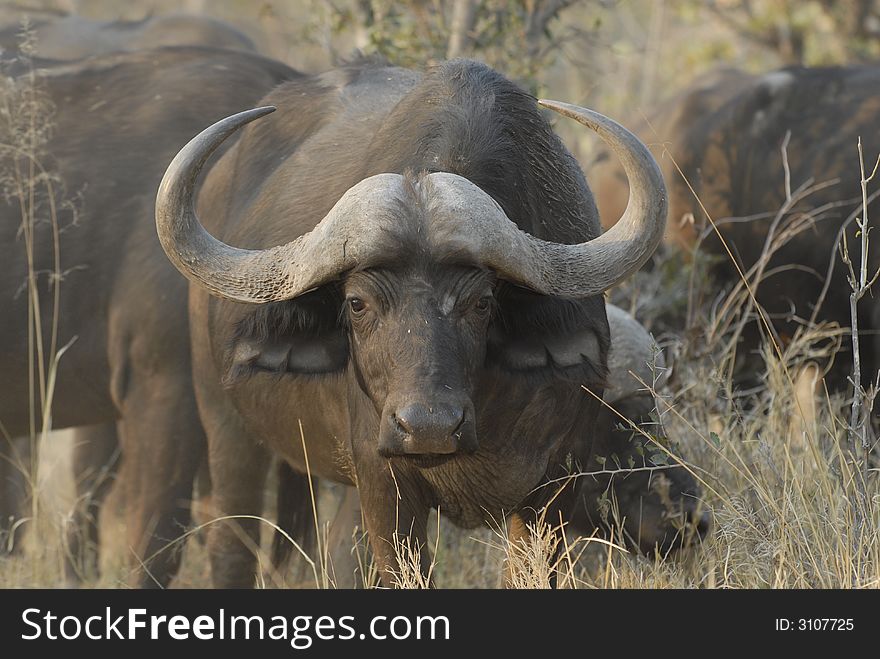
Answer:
[343,267,487,458]
[194,240,605,587]
[303,402,709,587]
[278,307,710,587]
[177,50,699,585]
[0,47,299,584]
[0,46,697,588]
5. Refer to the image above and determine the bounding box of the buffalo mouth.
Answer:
[396,453,460,468]
[631,507,713,555]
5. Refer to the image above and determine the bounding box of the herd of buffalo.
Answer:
[0,12,876,588]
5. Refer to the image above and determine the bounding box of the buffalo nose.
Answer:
[694,510,712,539]
[393,402,465,454]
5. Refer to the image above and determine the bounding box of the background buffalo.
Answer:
[591,65,880,397]
[0,43,299,582]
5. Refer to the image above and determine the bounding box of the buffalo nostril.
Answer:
[393,402,465,443]
[393,412,413,437]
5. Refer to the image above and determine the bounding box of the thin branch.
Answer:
[447,0,477,58]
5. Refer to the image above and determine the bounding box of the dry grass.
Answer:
[0,21,73,572]
[6,352,877,589]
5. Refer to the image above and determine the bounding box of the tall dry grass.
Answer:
[0,21,76,567]
[4,302,878,588]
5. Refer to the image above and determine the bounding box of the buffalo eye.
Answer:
[348,297,367,314]
[474,296,492,313]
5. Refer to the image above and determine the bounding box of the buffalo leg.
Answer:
[64,422,120,584]
[0,434,34,555]
[188,285,274,588]
[117,378,204,589]
[504,474,579,589]
[190,457,213,544]
[205,424,270,588]
[326,484,364,588]
[355,459,430,588]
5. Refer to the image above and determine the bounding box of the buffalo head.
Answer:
[155,102,667,460]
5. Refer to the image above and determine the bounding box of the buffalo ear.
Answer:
[225,288,348,383]
[486,284,608,385]
[229,332,348,377]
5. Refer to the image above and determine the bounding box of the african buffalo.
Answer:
[671,66,880,391]
[591,64,880,397]
[0,46,299,582]
[155,58,689,587]
[1,47,707,587]
[588,67,754,251]
[0,12,260,563]
[571,304,708,554]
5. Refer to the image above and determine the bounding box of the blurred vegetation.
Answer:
[295,0,604,92]
[701,0,880,65]
[4,0,874,161]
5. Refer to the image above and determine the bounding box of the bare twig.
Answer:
[839,136,880,584]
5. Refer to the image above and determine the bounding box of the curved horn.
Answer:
[527,100,667,295]
[156,107,410,303]
[423,102,667,297]
[605,303,666,402]
[155,106,287,303]
[157,101,665,304]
